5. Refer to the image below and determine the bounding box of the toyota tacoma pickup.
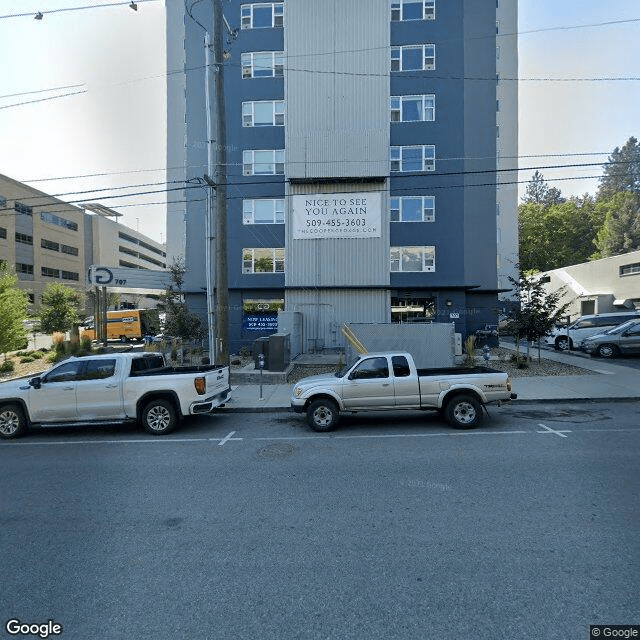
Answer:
[291,352,516,431]
[0,352,231,439]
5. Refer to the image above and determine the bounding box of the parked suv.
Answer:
[582,319,640,358]
[544,311,640,351]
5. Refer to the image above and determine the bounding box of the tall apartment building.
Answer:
[167,0,518,353]
[0,175,167,311]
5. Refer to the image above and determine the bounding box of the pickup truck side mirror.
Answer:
[29,376,42,389]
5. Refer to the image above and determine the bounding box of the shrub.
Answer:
[0,360,15,374]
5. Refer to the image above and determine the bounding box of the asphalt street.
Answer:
[1,403,639,640]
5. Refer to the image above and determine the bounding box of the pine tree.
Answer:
[0,265,29,359]
[597,136,640,199]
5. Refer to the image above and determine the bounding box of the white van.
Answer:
[544,311,640,350]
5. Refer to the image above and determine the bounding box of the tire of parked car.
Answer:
[444,394,483,429]
[141,399,177,435]
[0,403,27,439]
[306,398,339,432]
[596,344,619,359]
[554,336,573,351]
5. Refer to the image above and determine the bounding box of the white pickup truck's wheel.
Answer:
[444,395,482,429]
[306,399,339,432]
[0,404,27,439]
[142,399,177,435]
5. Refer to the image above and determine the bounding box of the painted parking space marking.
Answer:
[537,423,571,438]
[213,431,242,446]
[2,425,639,448]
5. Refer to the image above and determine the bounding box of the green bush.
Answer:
[0,360,15,373]
[20,356,35,363]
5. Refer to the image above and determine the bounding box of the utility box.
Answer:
[268,333,291,372]
[253,337,270,370]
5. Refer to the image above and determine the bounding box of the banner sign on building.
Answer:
[242,314,278,332]
[291,192,382,239]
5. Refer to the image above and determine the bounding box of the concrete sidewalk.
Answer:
[222,347,640,412]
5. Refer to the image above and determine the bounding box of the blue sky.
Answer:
[0,0,639,244]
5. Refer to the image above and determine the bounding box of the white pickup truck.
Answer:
[0,352,231,439]
[291,352,516,431]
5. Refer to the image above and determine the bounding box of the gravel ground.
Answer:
[285,347,591,383]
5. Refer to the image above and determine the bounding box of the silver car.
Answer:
[582,319,640,358]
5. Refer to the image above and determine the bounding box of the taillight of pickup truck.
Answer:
[194,377,206,395]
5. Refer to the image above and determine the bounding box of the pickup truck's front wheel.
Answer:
[141,399,177,435]
[444,395,482,429]
[0,404,27,439]
[307,399,339,432]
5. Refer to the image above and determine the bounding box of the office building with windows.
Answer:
[0,174,167,311]
[166,0,518,353]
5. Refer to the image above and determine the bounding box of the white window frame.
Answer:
[243,149,285,176]
[243,199,285,224]
[390,246,436,272]
[241,3,284,29]
[391,0,435,21]
[242,100,285,127]
[390,145,435,172]
[390,196,435,222]
[391,45,435,71]
[390,95,435,122]
[242,248,285,274]
[241,51,284,78]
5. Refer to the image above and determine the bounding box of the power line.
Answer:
[0,0,159,20]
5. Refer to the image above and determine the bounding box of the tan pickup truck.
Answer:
[291,351,516,431]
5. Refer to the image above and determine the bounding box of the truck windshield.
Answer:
[336,356,361,377]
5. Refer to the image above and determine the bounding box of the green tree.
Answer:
[162,258,206,342]
[0,265,29,359]
[592,192,640,258]
[522,171,565,206]
[504,267,571,362]
[597,136,640,200]
[39,283,81,334]
[518,196,603,272]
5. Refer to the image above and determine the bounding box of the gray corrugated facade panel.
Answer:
[287,289,390,351]
[285,182,389,288]
[285,0,390,179]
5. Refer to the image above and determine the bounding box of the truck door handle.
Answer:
[382,383,391,387]
[62,386,74,391]
[105,384,118,389]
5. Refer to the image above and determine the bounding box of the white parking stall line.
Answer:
[213,431,242,446]
[253,430,529,442]
[537,423,571,438]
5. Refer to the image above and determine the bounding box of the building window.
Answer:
[16,263,34,275]
[243,149,285,175]
[15,232,33,245]
[242,248,285,273]
[241,3,283,29]
[241,51,284,78]
[15,202,33,216]
[40,211,78,231]
[391,45,435,71]
[243,199,285,224]
[61,270,79,281]
[61,244,79,256]
[391,0,435,21]
[390,246,436,272]
[390,196,435,222]
[620,262,640,276]
[390,145,435,172]
[41,266,60,278]
[391,95,435,122]
[0,227,6,239]
[0,195,7,207]
[41,238,60,252]
[242,100,285,126]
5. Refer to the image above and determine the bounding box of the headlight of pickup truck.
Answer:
[294,386,303,398]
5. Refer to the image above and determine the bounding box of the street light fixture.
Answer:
[129,2,138,10]
[34,12,43,20]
